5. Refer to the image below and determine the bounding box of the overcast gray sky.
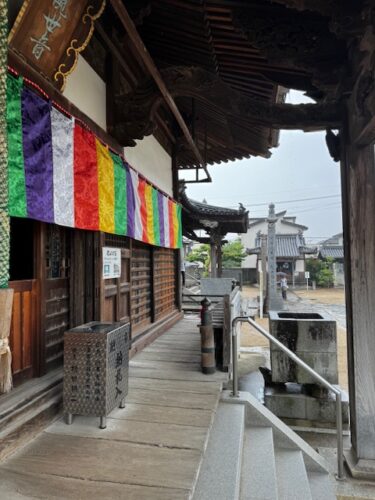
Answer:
[184,91,342,244]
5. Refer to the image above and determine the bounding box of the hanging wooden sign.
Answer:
[8,0,106,90]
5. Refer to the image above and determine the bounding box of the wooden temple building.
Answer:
[180,186,248,277]
[1,0,375,480]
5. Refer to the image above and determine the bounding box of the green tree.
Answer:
[306,257,334,287]
[222,239,246,268]
[305,258,323,282]
[186,244,210,275]
[186,244,210,265]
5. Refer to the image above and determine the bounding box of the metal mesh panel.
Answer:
[63,322,129,417]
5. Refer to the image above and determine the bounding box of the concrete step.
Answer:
[193,402,245,500]
[307,471,336,500]
[240,426,278,500]
[274,449,312,500]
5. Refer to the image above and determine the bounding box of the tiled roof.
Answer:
[320,233,343,245]
[320,246,344,259]
[248,234,316,258]
[180,187,249,237]
[248,215,307,231]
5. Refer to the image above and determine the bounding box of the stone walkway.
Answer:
[286,291,347,329]
[0,317,227,500]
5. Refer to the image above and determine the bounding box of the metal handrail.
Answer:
[184,271,200,286]
[231,316,344,480]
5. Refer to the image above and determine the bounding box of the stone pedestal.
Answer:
[264,384,349,428]
[344,449,375,481]
[265,310,345,427]
[269,311,338,385]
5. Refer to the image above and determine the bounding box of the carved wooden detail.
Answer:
[9,0,106,90]
[231,6,347,92]
[113,65,341,146]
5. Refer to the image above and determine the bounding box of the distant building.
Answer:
[318,233,344,286]
[241,211,316,284]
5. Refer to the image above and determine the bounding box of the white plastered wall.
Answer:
[295,259,305,272]
[125,136,173,197]
[62,58,173,196]
[63,56,107,131]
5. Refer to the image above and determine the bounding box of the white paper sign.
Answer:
[305,271,310,279]
[103,247,121,279]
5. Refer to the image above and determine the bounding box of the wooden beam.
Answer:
[109,0,211,182]
[117,66,342,133]
[95,22,138,87]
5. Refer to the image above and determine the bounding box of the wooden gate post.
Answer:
[340,17,375,477]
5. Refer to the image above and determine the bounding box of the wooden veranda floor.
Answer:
[0,316,227,500]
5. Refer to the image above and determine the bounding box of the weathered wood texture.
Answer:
[342,140,375,460]
[0,317,227,499]
[43,225,71,373]
[8,281,36,382]
[70,231,96,327]
[102,234,131,324]
[153,248,177,320]
[131,241,152,334]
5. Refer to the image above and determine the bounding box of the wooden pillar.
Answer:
[341,138,375,473]
[209,231,221,278]
[210,240,217,278]
[217,242,223,278]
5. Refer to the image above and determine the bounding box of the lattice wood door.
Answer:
[131,242,152,336]
[153,248,177,320]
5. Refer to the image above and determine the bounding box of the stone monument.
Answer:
[267,203,283,311]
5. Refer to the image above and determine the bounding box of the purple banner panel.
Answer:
[21,87,54,223]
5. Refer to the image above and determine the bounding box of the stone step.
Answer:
[193,402,245,500]
[307,471,336,500]
[274,449,312,500]
[240,426,278,500]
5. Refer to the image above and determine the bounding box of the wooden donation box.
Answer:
[63,322,130,429]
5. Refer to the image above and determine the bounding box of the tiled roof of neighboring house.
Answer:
[248,214,307,231]
[320,233,343,245]
[320,246,344,259]
[280,219,308,231]
[247,234,316,258]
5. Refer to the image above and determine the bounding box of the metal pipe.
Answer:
[230,315,345,479]
[336,391,344,479]
[231,321,239,397]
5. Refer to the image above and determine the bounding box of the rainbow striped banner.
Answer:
[6,74,182,249]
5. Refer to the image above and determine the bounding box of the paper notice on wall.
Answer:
[102,247,121,279]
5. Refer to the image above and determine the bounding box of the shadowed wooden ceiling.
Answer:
[89,0,359,169]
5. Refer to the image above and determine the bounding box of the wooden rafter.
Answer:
[109,0,211,181]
